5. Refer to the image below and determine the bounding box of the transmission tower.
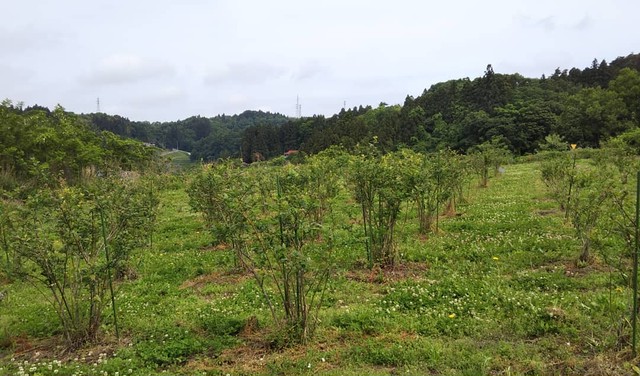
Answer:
[296,95,302,118]
[97,97,101,113]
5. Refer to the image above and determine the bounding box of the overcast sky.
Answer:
[1,0,638,122]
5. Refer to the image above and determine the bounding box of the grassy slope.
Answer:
[0,162,636,375]
[162,150,196,170]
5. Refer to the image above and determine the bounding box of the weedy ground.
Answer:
[0,162,637,375]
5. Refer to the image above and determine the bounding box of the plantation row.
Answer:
[2,137,640,374]
[0,141,511,348]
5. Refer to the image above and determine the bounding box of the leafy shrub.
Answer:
[6,176,157,347]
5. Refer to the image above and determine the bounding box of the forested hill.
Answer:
[240,52,640,162]
[6,52,640,164]
[83,110,289,161]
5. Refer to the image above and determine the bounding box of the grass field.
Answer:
[0,161,637,375]
[161,149,196,170]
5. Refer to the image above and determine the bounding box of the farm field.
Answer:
[0,160,636,376]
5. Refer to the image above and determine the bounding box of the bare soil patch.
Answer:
[179,270,249,290]
[345,261,429,284]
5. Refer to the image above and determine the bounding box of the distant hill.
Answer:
[237,52,640,161]
[83,110,289,161]
[11,52,640,165]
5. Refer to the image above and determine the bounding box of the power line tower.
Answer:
[97,97,101,113]
[296,95,302,118]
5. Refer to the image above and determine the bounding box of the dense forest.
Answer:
[74,52,640,163]
[239,53,640,161]
[85,111,289,161]
[3,53,640,166]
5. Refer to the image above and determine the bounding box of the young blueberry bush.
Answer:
[348,146,411,267]
[6,176,157,348]
[400,149,467,236]
[187,159,254,268]
[468,137,512,188]
[188,156,341,344]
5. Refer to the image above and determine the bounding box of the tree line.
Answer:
[85,110,289,161]
[5,52,639,166]
[240,53,640,161]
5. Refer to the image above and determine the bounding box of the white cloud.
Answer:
[515,15,556,32]
[227,93,250,106]
[573,15,594,30]
[292,61,329,81]
[129,86,186,107]
[204,62,287,86]
[2,0,638,121]
[82,54,175,85]
[0,26,61,57]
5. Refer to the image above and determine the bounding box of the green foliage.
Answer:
[538,133,568,152]
[468,137,512,187]
[0,102,157,194]
[0,200,20,279]
[133,327,206,366]
[558,86,632,147]
[4,176,157,347]
[540,151,609,262]
[198,311,245,337]
[188,158,341,344]
[566,169,610,262]
[540,151,575,210]
[187,159,254,266]
[228,55,639,163]
[609,68,640,125]
[349,337,441,367]
[610,128,640,155]
[399,149,466,235]
[348,144,412,267]
[2,151,640,375]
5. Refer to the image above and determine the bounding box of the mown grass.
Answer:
[0,161,637,375]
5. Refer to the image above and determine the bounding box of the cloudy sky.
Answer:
[2,0,638,121]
